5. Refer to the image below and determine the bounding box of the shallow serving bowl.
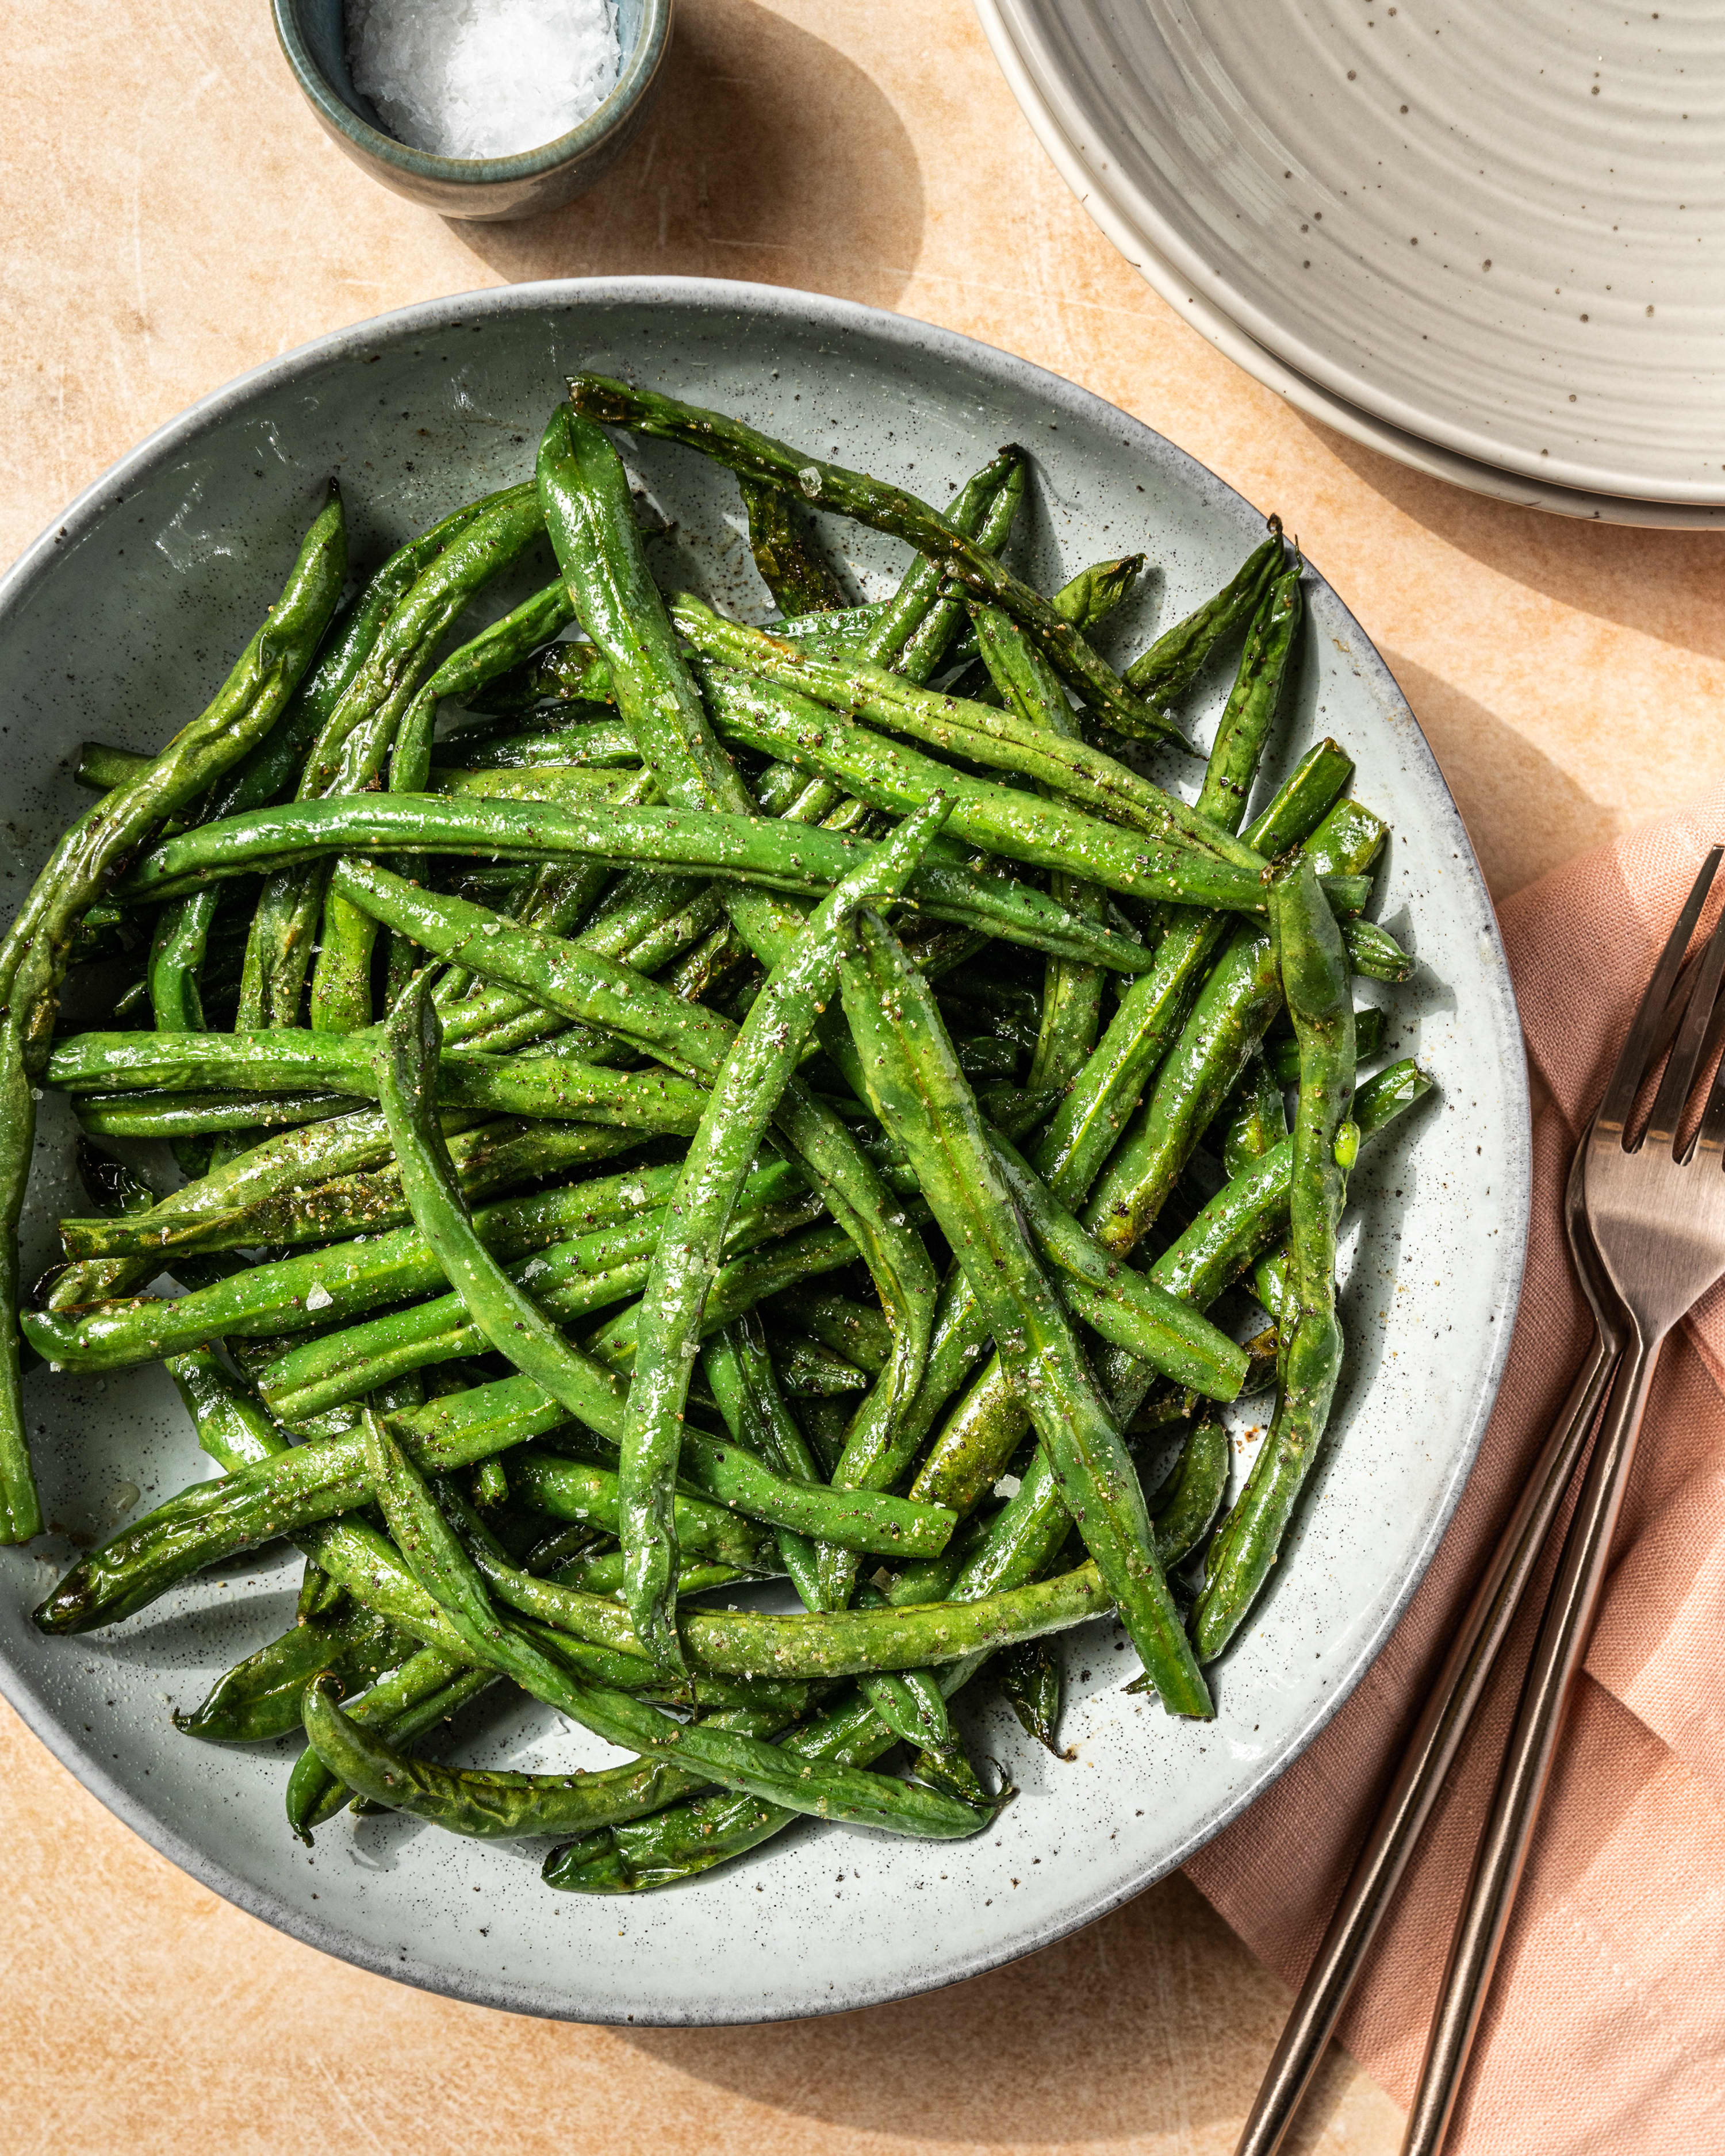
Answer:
[0,278,1529,2025]
[273,0,672,220]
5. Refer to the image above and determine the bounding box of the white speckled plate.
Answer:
[0,280,1528,2025]
[984,0,1725,509]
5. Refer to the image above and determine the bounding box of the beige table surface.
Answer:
[5,3,1720,2150]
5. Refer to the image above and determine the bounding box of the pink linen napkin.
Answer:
[1185,792,1725,2151]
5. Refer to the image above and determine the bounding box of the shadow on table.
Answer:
[616,1873,1379,2151]
[1305,419,1725,665]
[1379,651,1617,903]
[451,0,925,314]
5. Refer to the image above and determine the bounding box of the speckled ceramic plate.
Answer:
[984,0,1725,508]
[0,279,1528,2025]
[975,0,1725,530]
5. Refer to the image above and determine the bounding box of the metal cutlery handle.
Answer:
[1399,1326,1663,2156]
[1232,1319,1622,2156]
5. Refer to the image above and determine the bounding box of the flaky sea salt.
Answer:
[348,0,620,161]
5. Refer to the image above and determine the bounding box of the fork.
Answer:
[1398,842,1725,2154]
[1232,1124,1627,2156]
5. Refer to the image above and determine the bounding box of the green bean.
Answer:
[546,1533,1051,1890]
[431,1468,1082,1693]
[394,581,579,797]
[557,1549,749,1599]
[511,1449,772,1571]
[426,764,631,805]
[71,1089,356,1138]
[919,1056,1427,1525]
[544,1340,1111,1892]
[297,1551,349,1624]
[668,1560,1110,1679]
[772,1334,868,1394]
[548,405,1156,1142]
[700,1315,970,1786]
[1191,858,1354,1658]
[1222,1052,1291,1177]
[541,1671,972,1891]
[883,742,1348,1513]
[739,475,849,615]
[695,662,1266,916]
[440,719,642,770]
[468,635,616,715]
[1027,736,1346,1220]
[673,599,1260,872]
[254,1180,818,1424]
[33,1155,796,1369]
[57,1117,642,1263]
[362,1410,989,1839]
[1082,793,1386,1256]
[48,1026,711,1130]
[1149,1059,1430,1313]
[298,1498,812,1709]
[0,485,347,1540]
[144,555,421,1173]
[1082,924,1285,1253]
[914,548,1145,684]
[229,493,507,1035]
[967,601,1107,1099]
[304,489,549,1035]
[301,1672,792,1841]
[32,1227,956,1632]
[565,374,1179,745]
[702,1318,822,1598]
[983,1133,1246,1400]
[288,1649,494,1839]
[40,1224,951,1610]
[52,1102,470,1303]
[457,537,1130,791]
[469,476,1136,731]
[1194,558,1305,827]
[1266,1005,1384,1087]
[857,450,1023,677]
[160,1348,503,1790]
[838,907,1210,1717]
[1341,915,1413,982]
[177,1603,407,1744]
[124,795,1162,973]
[372,970,719,1554]
[769,1287,892,1375]
[621,796,953,1678]
[1147,1416,1230,1570]
[326,865,942,1461]
[1125,531,1283,705]
[74,742,151,791]
[998,1636,1067,1756]
[894,1407,1225,1751]
[481,459,1016,729]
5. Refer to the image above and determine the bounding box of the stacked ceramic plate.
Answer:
[976,0,1725,527]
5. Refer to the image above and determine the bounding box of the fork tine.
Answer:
[1647,893,1725,1152]
[1695,1029,1725,1157]
[1644,945,1704,1073]
[1598,846,1723,1137]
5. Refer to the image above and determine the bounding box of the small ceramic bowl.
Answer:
[273,0,672,221]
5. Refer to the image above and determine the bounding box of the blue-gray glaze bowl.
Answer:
[273,0,672,220]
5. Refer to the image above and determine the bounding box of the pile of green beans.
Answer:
[9,375,1436,1898]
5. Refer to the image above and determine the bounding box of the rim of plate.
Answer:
[985,0,1725,512]
[0,277,1531,2023]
